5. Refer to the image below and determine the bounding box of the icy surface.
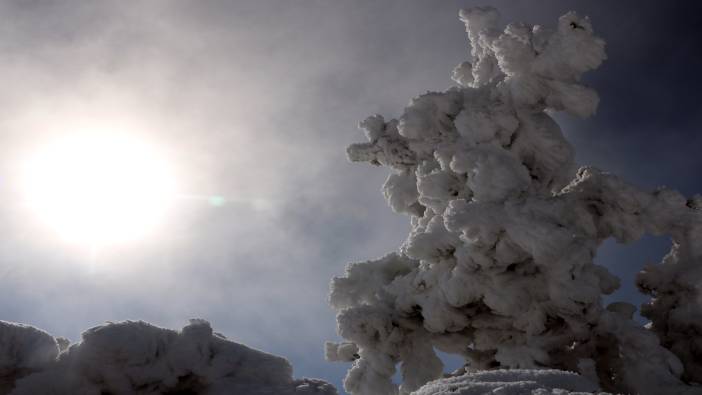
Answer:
[0,319,336,395]
[331,6,702,395]
[412,369,604,395]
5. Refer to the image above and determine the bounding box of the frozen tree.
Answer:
[327,7,702,395]
[0,319,336,395]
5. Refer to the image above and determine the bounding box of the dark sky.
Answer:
[0,1,700,392]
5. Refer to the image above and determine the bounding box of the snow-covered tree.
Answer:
[327,7,702,395]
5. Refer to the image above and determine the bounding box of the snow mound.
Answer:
[0,319,336,395]
[0,321,59,394]
[412,369,605,395]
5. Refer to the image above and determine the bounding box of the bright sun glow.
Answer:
[22,134,176,245]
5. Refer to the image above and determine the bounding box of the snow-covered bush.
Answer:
[0,319,336,395]
[328,7,702,395]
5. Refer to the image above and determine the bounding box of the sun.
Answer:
[21,133,177,245]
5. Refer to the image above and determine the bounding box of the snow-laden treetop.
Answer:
[328,7,702,395]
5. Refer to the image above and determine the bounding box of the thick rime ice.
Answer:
[411,369,605,395]
[331,7,702,395]
[0,320,336,395]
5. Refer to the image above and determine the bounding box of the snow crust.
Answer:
[332,6,702,395]
[0,319,336,395]
[412,369,604,395]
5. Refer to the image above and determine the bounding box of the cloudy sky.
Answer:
[0,0,700,392]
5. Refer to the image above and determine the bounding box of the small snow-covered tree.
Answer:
[327,7,702,395]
